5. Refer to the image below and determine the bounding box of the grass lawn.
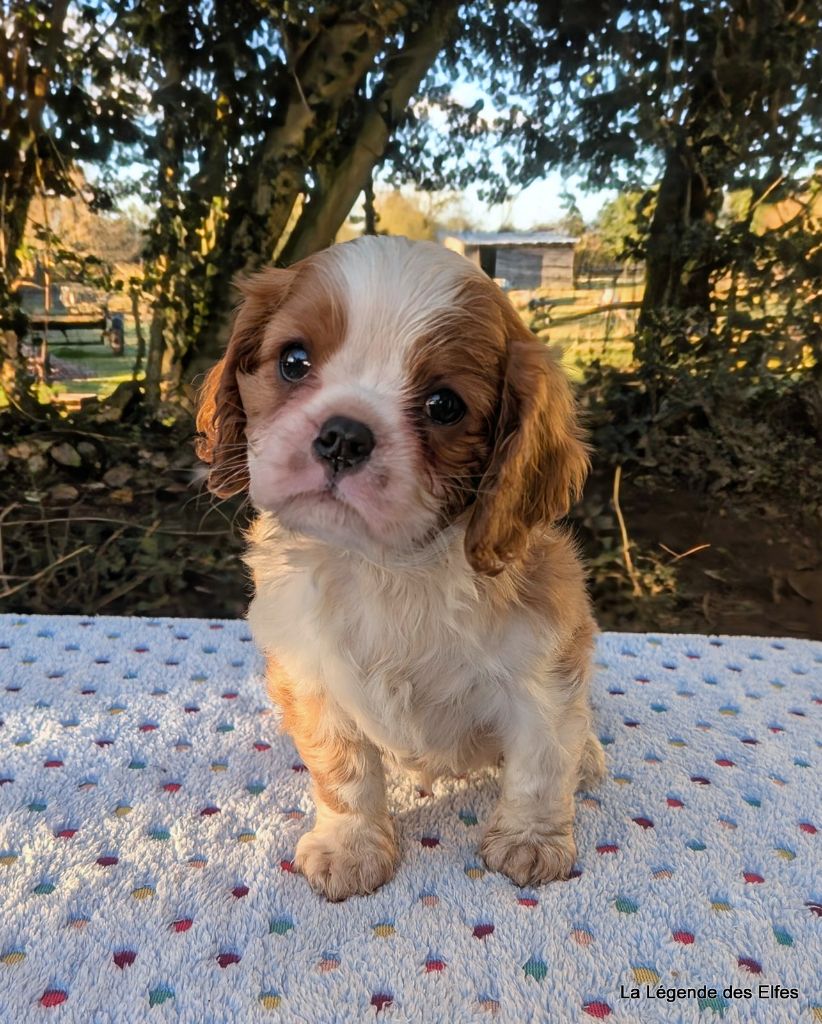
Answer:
[5,277,642,406]
[43,327,143,405]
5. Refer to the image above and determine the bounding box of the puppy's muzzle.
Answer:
[313,415,375,477]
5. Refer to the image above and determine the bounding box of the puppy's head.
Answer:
[197,236,588,572]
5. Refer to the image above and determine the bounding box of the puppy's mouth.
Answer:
[275,485,371,535]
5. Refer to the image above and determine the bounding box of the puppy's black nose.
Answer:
[313,415,375,474]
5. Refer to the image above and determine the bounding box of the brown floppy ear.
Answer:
[195,266,294,496]
[465,306,590,575]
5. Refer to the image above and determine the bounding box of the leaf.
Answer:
[786,570,822,605]
[8,442,35,459]
[49,484,80,503]
[103,464,133,488]
[50,443,82,468]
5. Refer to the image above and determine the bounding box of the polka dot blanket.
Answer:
[0,615,819,1023]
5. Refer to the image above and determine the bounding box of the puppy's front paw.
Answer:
[294,817,398,901]
[480,821,576,886]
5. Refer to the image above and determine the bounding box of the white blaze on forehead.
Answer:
[318,236,482,392]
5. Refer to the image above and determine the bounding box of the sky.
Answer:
[463,174,614,231]
[431,82,614,230]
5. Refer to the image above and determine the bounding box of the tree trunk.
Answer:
[192,1,411,364]
[639,139,717,331]
[143,49,186,409]
[279,0,458,265]
[130,283,147,379]
[0,0,70,288]
[363,176,378,236]
[0,0,70,411]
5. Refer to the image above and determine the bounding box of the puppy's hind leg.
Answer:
[480,700,588,887]
[577,732,606,791]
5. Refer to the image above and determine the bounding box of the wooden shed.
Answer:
[442,230,578,290]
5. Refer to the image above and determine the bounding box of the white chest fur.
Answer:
[245,518,550,772]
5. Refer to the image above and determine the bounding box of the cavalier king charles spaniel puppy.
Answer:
[197,236,604,901]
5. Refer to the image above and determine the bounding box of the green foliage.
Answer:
[634,174,822,378]
[594,193,649,262]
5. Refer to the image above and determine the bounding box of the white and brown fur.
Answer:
[197,236,605,901]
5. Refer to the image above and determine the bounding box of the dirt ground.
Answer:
[582,471,822,640]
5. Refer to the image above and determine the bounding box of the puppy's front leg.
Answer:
[480,700,589,887]
[267,659,397,901]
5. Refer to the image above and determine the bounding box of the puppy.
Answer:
[197,236,604,901]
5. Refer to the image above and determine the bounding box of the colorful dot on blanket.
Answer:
[478,995,500,1013]
[631,967,659,985]
[148,987,174,1007]
[40,989,68,1008]
[523,957,547,982]
[699,995,731,1015]
[583,1001,612,1018]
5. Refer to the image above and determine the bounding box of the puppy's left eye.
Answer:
[279,342,312,382]
[424,389,466,425]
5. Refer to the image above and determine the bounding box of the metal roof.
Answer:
[444,230,579,246]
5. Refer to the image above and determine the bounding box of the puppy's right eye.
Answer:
[279,342,312,382]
